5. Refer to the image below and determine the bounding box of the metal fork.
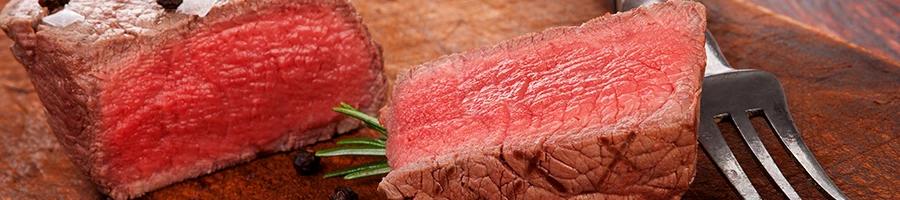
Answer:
[617,0,849,199]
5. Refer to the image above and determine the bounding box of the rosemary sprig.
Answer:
[316,102,390,179]
[323,160,390,179]
[336,138,386,147]
[345,162,391,179]
[315,145,385,156]
[334,102,387,136]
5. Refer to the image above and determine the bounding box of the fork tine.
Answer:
[764,105,849,200]
[730,113,801,200]
[698,117,761,200]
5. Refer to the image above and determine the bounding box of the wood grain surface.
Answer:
[689,0,900,199]
[1,0,899,199]
[748,0,900,63]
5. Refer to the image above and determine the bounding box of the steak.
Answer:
[378,1,706,199]
[0,0,385,199]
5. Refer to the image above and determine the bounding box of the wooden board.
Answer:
[688,0,900,198]
[1,0,898,199]
[749,0,900,63]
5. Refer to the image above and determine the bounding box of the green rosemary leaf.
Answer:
[319,102,392,180]
[340,102,360,111]
[344,163,391,179]
[337,138,386,147]
[316,145,386,157]
[323,160,389,178]
[333,107,388,136]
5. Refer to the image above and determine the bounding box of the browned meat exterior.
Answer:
[0,0,385,199]
[378,1,706,199]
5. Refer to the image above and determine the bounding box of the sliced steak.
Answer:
[378,1,706,199]
[0,0,385,199]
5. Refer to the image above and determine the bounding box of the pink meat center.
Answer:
[385,16,701,169]
[98,7,377,185]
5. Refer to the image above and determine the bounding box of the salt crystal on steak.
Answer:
[41,7,83,27]
[176,0,216,17]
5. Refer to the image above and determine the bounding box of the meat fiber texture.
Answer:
[0,0,385,199]
[378,1,706,199]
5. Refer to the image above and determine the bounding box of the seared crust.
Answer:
[379,119,699,199]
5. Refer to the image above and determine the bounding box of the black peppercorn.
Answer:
[38,0,69,12]
[293,149,320,175]
[156,0,183,10]
[330,186,358,200]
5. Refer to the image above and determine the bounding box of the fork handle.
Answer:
[703,30,738,76]
[615,0,738,77]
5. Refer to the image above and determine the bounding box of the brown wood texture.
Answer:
[1,0,899,199]
[747,0,900,63]
[688,0,900,199]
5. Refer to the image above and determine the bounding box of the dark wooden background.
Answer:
[750,0,900,63]
[1,0,899,199]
